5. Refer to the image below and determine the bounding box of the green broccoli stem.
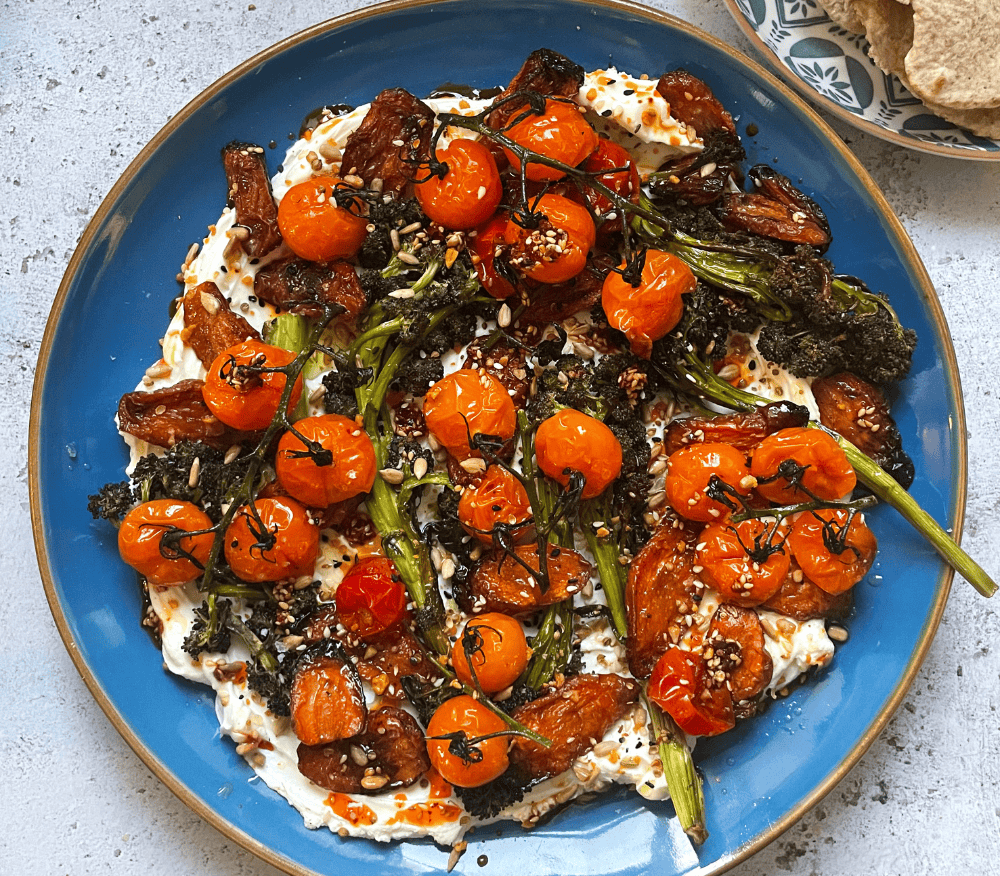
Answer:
[643,691,708,845]
[674,355,998,598]
[225,611,278,673]
[523,601,573,690]
[265,313,312,419]
[580,497,628,641]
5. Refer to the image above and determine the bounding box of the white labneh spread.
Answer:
[129,69,835,849]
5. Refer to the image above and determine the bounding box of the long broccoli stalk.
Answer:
[670,352,997,598]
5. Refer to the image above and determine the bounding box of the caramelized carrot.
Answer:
[290,645,367,746]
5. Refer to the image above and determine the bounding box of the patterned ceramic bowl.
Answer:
[725,0,1000,158]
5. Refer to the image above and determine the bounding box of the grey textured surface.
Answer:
[5,1,1000,874]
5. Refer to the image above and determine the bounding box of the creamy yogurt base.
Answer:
[132,71,835,847]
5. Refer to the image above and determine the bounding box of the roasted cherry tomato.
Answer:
[334,556,410,640]
[276,175,368,262]
[697,518,791,607]
[664,442,752,523]
[787,509,877,594]
[502,98,599,181]
[224,496,319,582]
[582,137,641,216]
[118,499,214,586]
[202,339,303,432]
[601,250,696,358]
[457,465,533,543]
[425,694,510,787]
[414,138,503,230]
[534,408,622,500]
[275,414,377,508]
[647,646,735,737]
[423,369,517,461]
[450,613,529,694]
[751,427,856,504]
[472,213,516,300]
[504,193,596,285]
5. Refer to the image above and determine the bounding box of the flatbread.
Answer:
[853,0,1000,137]
[906,0,1000,109]
[817,0,867,34]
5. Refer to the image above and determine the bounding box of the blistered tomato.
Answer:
[275,414,376,508]
[664,442,752,522]
[450,613,529,694]
[415,139,503,230]
[787,509,877,594]
[277,175,368,262]
[502,98,599,181]
[118,499,214,586]
[534,408,622,500]
[750,427,856,504]
[648,647,735,737]
[457,465,533,543]
[504,193,595,285]
[426,695,510,787]
[202,339,303,432]
[696,518,791,607]
[224,496,319,582]
[582,137,641,216]
[601,250,696,358]
[472,213,516,300]
[334,556,410,640]
[422,369,517,461]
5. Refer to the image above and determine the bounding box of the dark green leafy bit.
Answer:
[322,365,372,419]
[453,762,534,819]
[87,480,134,522]
[389,353,443,395]
[87,440,252,524]
[184,598,234,658]
[357,198,425,269]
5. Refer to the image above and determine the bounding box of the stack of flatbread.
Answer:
[818,0,1000,138]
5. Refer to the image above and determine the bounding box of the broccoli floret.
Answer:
[357,198,426,269]
[390,352,444,396]
[757,303,917,385]
[87,480,134,522]
[183,599,234,659]
[453,763,534,820]
[322,365,372,419]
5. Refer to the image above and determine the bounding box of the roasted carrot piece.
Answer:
[705,604,773,704]
[761,562,854,621]
[290,643,367,746]
[469,542,591,616]
[509,673,640,779]
[625,519,701,678]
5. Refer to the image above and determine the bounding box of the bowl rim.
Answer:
[723,0,1000,161]
[29,0,964,873]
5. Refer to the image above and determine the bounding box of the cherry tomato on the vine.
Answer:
[422,369,517,461]
[472,213,516,300]
[582,137,641,217]
[787,509,877,595]
[457,465,533,544]
[647,646,735,737]
[450,612,529,694]
[118,499,214,586]
[334,556,410,640]
[504,193,596,285]
[414,138,503,231]
[664,442,752,523]
[696,518,791,607]
[750,427,856,504]
[534,408,622,500]
[601,250,696,358]
[275,414,376,508]
[425,694,510,787]
[202,339,303,432]
[224,496,319,582]
[502,98,599,181]
[277,175,368,262]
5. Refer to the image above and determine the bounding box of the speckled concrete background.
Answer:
[5,1,1000,874]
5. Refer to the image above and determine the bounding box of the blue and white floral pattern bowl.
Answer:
[725,0,1000,158]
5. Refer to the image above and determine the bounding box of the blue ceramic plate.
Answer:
[30,1,963,874]
[725,0,1000,158]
